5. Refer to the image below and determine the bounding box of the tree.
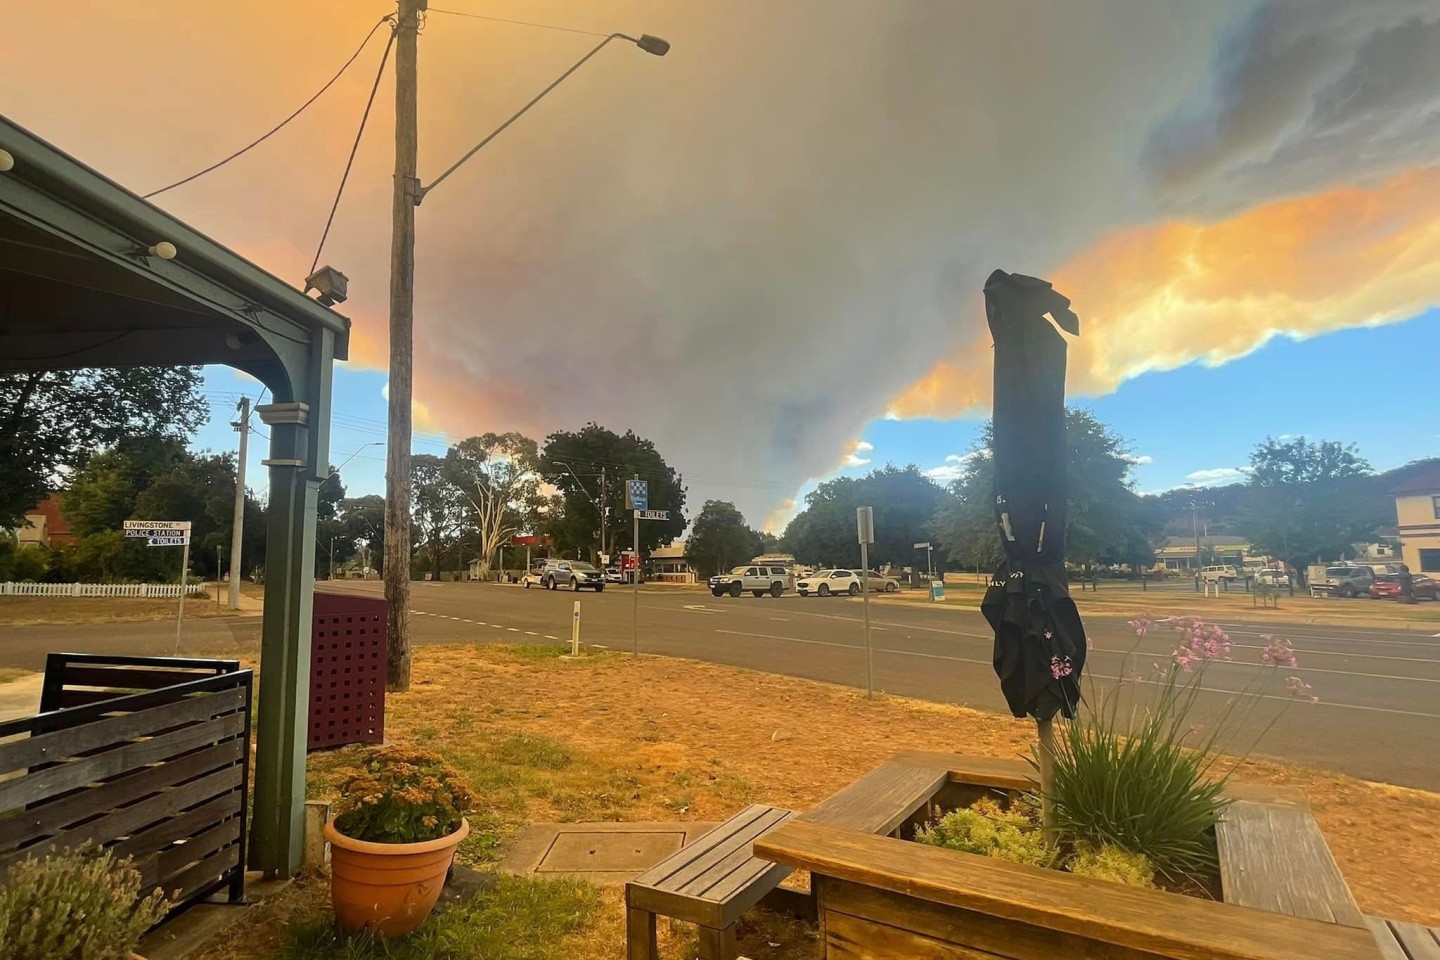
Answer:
[412,454,461,581]
[338,495,386,575]
[930,409,1157,572]
[539,424,688,561]
[443,433,543,580]
[1241,437,1384,581]
[0,367,206,527]
[1249,437,1371,487]
[317,466,346,520]
[783,465,946,569]
[686,501,764,578]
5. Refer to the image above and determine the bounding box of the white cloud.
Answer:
[923,465,967,483]
[855,441,874,453]
[1125,454,1154,466]
[843,454,871,468]
[1184,466,1253,486]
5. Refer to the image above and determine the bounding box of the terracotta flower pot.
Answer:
[326,817,469,937]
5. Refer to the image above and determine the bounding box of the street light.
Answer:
[416,32,670,203]
[337,441,384,472]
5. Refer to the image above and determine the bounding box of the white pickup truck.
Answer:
[708,564,793,598]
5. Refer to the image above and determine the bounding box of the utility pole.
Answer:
[384,0,422,693]
[598,467,607,560]
[632,474,640,657]
[228,397,249,610]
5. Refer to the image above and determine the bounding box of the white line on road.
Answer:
[711,629,1440,719]
[544,635,558,640]
[507,628,519,633]
[524,632,538,636]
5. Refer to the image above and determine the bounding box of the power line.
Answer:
[143,15,395,199]
[426,7,609,37]
[308,25,397,278]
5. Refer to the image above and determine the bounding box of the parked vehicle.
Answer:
[542,560,605,592]
[863,570,902,593]
[521,559,548,589]
[1200,565,1240,584]
[1370,574,1438,601]
[1255,568,1290,586]
[1323,564,1375,598]
[709,564,792,598]
[604,566,623,584]
[798,569,852,597]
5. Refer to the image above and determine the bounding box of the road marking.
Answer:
[544,635,559,640]
[770,617,791,622]
[507,628,519,633]
[681,604,721,614]
[524,631,538,636]
[711,629,1440,719]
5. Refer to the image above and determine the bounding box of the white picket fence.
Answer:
[0,582,192,599]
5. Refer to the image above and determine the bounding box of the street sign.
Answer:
[856,506,874,545]
[636,509,669,521]
[125,520,191,544]
[913,541,931,550]
[626,479,649,512]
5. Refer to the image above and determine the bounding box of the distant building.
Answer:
[650,544,695,582]
[14,494,75,549]
[1153,535,1253,572]
[1393,469,1440,575]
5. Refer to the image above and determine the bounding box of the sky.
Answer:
[6,0,1439,530]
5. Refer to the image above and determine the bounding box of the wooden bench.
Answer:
[1367,916,1440,960]
[799,754,952,835]
[1215,790,1367,926]
[625,804,793,960]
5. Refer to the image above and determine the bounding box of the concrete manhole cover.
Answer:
[537,831,686,873]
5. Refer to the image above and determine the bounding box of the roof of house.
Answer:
[1159,535,1250,549]
[651,545,687,559]
[1391,468,1440,495]
[24,494,74,542]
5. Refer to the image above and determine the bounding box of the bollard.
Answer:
[571,600,581,656]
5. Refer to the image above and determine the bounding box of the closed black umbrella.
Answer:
[979,269,1087,723]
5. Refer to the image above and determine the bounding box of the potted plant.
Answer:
[325,745,476,936]
[0,844,169,960]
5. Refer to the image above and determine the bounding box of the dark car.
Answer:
[1369,574,1438,601]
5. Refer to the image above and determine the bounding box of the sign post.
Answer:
[125,520,192,650]
[626,477,649,657]
[857,506,875,699]
[914,540,939,600]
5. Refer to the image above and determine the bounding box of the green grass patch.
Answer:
[502,643,620,664]
[278,874,600,960]
[493,734,572,771]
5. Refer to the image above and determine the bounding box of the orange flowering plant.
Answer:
[332,746,476,844]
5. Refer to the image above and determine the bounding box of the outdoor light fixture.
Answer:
[635,34,670,56]
[147,241,177,260]
[304,264,349,307]
[0,149,13,172]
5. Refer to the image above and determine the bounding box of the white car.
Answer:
[797,569,855,596]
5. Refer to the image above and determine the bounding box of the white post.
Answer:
[228,397,249,610]
[176,537,190,653]
[571,599,581,656]
[632,508,640,658]
[1037,717,1058,841]
[861,538,873,699]
[498,544,504,582]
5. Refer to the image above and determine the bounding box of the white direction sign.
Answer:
[636,510,669,521]
[124,520,192,545]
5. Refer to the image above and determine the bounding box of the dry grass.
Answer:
[0,592,256,626]
[0,668,30,684]
[208,641,1440,959]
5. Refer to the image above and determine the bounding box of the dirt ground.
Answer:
[213,642,1440,959]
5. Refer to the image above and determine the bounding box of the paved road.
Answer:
[4,582,1437,789]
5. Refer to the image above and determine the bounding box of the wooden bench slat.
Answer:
[801,760,948,835]
[675,827,779,898]
[640,805,787,893]
[1366,916,1440,960]
[1366,918,1411,960]
[1216,800,1365,927]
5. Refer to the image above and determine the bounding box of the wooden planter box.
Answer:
[756,753,1382,960]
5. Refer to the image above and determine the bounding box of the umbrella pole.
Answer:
[1036,717,1058,842]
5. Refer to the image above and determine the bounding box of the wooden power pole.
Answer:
[384,0,423,692]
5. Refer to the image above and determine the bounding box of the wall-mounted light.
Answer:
[147,241,177,260]
[0,149,14,173]
[304,265,349,307]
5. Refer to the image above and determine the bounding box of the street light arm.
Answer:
[418,32,661,201]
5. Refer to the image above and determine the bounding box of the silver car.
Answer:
[542,560,606,592]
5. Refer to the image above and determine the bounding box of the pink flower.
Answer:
[1172,646,1199,672]
[1050,655,1074,679]
[1128,616,1156,639]
[1285,676,1319,702]
[1085,634,1094,651]
[1262,636,1298,668]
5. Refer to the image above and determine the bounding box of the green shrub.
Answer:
[915,797,1052,866]
[1066,843,1156,888]
[0,845,169,960]
[333,745,477,844]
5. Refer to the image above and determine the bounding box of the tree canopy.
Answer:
[782,464,946,568]
[685,500,764,578]
[539,423,687,560]
[443,432,543,578]
[0,367,206,526]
